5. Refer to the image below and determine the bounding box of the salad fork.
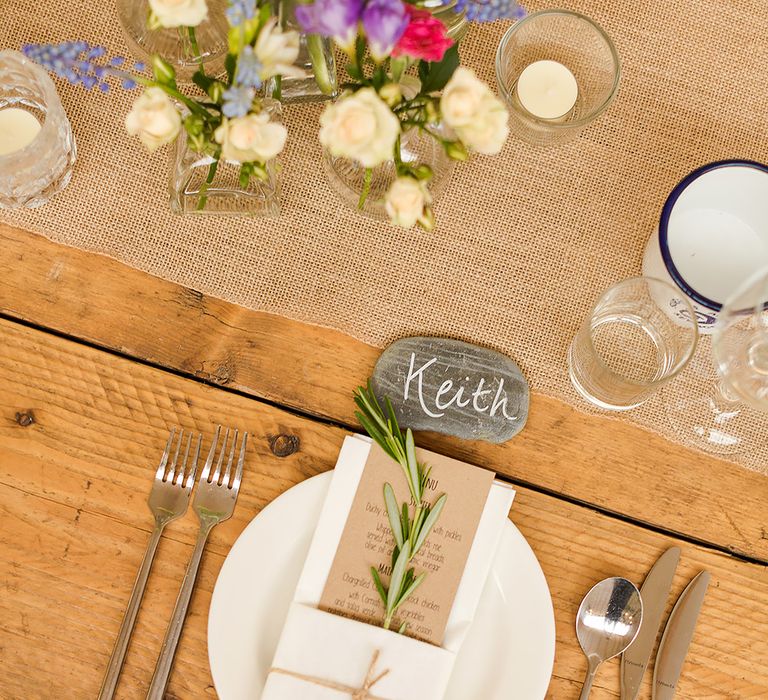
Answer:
[98,428,201,700]
[147,425,248,700]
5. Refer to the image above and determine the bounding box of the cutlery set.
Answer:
[578,546,710,699]
[98,425,247,700]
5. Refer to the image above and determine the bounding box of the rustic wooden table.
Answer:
[0,223,766,699]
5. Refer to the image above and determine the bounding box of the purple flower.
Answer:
[295,0,363,52]
[22,41,144,92]
[362,0,408,61]
[454,0,525,23]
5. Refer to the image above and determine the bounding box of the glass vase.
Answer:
[323,123,455,221]
[116,0,229,81]
[265,0,338,102]
[169,103,282,217]
[422,0,469,42]
[0,50,76,209]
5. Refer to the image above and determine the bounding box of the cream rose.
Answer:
[255,18,303,80]
[214,113,287,163]
[149,0,208,28]
[385,177,431,229]
[125,87,181,152]
[440,67,509,155]
[319,88,400,168]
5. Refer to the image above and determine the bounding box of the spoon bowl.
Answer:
[576,577,643,699]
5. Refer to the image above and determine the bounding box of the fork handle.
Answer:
[98,524,164,700]
[146,522,213,700]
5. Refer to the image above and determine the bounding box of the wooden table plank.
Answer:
[1,223,767,564]
[1,318,766,699]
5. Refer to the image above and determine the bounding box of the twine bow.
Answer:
[269,649,390,700]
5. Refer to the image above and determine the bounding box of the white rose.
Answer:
[385,177,431,229]
[149,0,208,28]
[214,113,288,163]
[125,87,181,152]
[440,67,509,155]
[255,18,304,80]
[319,88,400,168]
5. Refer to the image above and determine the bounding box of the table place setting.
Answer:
[2,0,768,698]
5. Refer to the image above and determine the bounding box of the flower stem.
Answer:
[187,26,206,75]
[358,167,373,209]
[196,157,219,211]
[306,34,334,96]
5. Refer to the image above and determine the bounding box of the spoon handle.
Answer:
[579,659,599,700]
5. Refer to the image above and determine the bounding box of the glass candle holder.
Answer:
[0,50,76,209]
[495,9,620,146]
[567,277,699,411]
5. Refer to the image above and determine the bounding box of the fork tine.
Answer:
[186,434,202,489]
[175,432,192,486]
[166,428,183,483]
[231,433,248,492]
[211,427,230,484]
[222,429,238,487]
[200,425,221,483]
[155,428,175,480]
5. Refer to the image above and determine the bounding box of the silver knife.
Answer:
[621,547,681,700]
[652,570,711,700]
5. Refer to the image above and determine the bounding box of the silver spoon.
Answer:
[576,577,643,699]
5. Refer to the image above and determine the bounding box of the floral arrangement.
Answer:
[24,0,298,209]
[355,383,446,632]
[296,0,523,230]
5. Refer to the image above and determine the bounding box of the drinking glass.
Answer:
[568,278,699,410]
[0,50,76,209]
[495,9,620,146]
[664,267,768,453]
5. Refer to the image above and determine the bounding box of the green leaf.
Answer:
[386,541,410,614]
[419,43,460,94]
[370,566,387,605]
[393,573,426,614]
[400,502,410,541]
[398,620,409,634]
[413,494,447,555]
[384,396,401,441]
[239,163,252,189]
[384,483,403,550]
[151,55,176,88]
[405,429,420,500]
[192,71,213,94]
[224,53,237,85]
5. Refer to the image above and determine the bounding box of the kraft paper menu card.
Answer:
[262,435,515,700]
[319,442,495,646]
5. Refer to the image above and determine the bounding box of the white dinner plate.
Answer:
[208,472,556,699]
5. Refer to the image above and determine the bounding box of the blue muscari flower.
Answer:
[222,85,255,118]
[226,0,257,27]
[21,41,145,92]
[234,46,263,89]
[454,0,525,23]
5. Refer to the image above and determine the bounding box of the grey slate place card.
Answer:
[371,337,529,444]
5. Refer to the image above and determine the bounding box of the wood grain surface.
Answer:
[1,317,767,699]
[1,224,767,567]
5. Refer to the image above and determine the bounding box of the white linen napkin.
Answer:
[261,435,515,700]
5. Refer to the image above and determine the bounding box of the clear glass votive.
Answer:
[495,9,620,146]
[568,278,699,411]
[0,50,76,209]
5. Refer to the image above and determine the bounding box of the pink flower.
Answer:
[392,7,453,63]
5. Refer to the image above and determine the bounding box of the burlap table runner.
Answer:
[2,1,767,472]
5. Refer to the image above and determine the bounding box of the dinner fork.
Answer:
[98,428,201,700]
[147,425,247,700]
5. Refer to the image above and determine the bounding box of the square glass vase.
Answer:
[169,135,281,218]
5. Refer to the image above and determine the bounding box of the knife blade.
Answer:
[620,546,681,700]
[652,570,711,700]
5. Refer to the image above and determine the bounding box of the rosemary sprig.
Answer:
[354,382,447,631]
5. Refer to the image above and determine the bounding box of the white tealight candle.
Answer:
[0,107,42,156]
[516,60,579,120]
